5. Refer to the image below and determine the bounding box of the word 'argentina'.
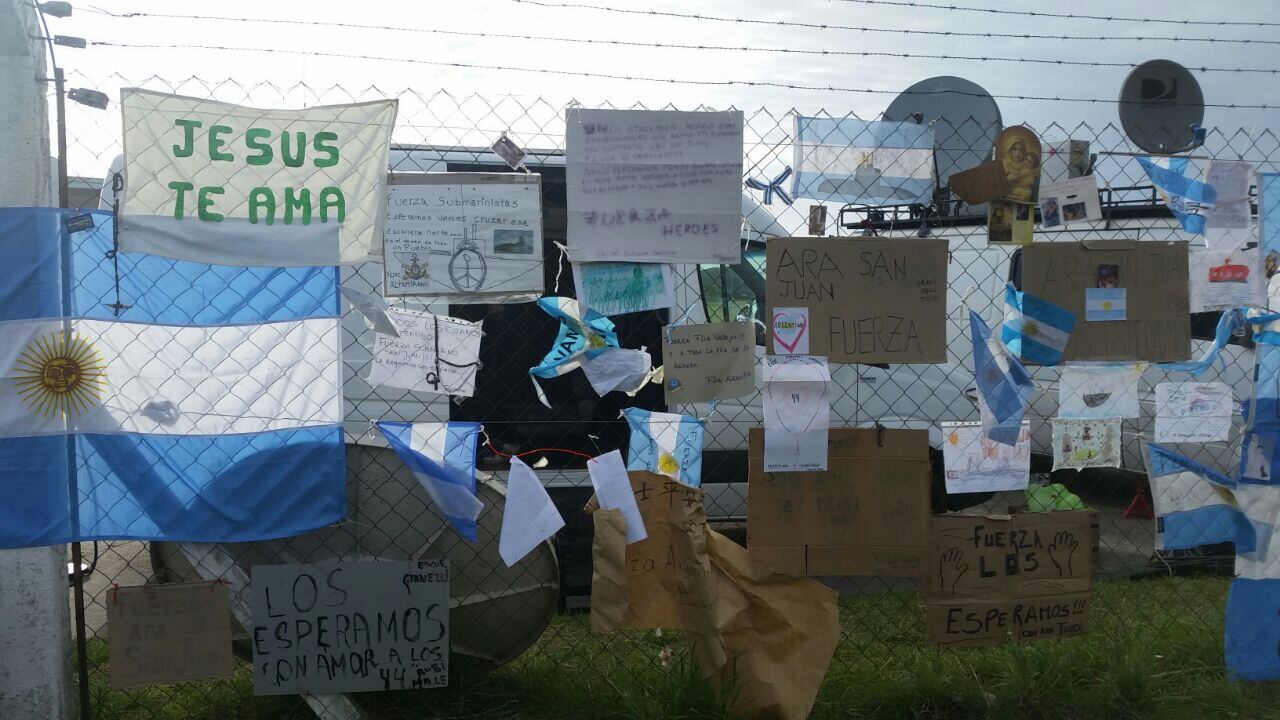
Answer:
[165,119,346,224]
[773,247,923,356]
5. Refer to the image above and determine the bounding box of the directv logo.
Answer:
[1139,77,1179,107]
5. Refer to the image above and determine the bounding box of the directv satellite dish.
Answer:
[884,76,1003,190]
[1119,59,1204,154]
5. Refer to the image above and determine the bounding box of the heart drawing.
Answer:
[772,312,808,353]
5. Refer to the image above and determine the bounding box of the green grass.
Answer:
[86,577,1280,719]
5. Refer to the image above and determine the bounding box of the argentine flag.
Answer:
[377,421,483,541]
[970,310,1034,446]
[623,408,705,488]
[1144,443,1255,553]
[1001,283,1076,366]
[1136,156,1215,235]
[0,209,344,547]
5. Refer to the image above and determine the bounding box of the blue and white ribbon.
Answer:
[745,166,794,206]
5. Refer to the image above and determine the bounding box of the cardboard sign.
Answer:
[107,582,234,689]
[251,560,449,695]
[1019,241,1190,361]
[765,237,948,363]
[383,173,543,301]
[747,427,932,577]
[926,512,1094,647]
[662,320,755,404]
[566,109,744,264]
[120,89,397,266]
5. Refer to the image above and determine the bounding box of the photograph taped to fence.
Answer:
[383,173,544,302]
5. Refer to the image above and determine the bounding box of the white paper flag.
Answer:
[762,355,831,472]
[499,455,565,567]
[587,450,647,544]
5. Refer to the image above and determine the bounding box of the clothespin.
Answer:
[111,582,120,605]
[1189,123,1208,151]
[874,422,886,447]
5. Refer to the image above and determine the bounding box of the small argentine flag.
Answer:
[1144,443,1255,553]
[622,408,705,488]
[1001,283,1077,366]
[377,421,484,542]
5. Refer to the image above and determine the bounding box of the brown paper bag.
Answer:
[697,529,840,720]
[590,508,629,635]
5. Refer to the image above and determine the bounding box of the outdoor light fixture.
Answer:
[53,35,85,49]
[67,88,108,110]
[37,1,72,17]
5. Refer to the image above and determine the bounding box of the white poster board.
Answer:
[566,108,743,264]
[762,355,830,472]
[251,560,449,695]
[384,173,543,301]
[1154,382,1233,443]
[941,421,1031,494]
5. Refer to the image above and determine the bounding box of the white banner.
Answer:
[369,308,483,397]
[120,88,397,266]
[384,173,543,301]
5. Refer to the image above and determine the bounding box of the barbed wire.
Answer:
[67,10,1280,75]
[501,0,1280,45]
[87,42,1277,108]
[829,0,1280,29]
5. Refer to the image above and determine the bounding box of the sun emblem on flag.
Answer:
[12,332,107,420]
[1023,321,1039,337]
[657,451,680,475]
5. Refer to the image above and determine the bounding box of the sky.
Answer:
[42,0,1280,176]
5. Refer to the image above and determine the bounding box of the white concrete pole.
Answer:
[0,2,75,719]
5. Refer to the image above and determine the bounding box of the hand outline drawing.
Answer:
[1048,531,1079,576]
[938,546,968,593]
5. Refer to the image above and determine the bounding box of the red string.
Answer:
[210,578,233,591]
[485,437,594,461]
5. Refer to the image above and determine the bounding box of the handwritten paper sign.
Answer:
[747,427,932,577]
[1155,381,1233,443]
[566,108,743,264]
[575,262,674,316]
[926,512,1093,647]
[662,320,755,404]
[106,582,234,689]
[1019,241,1190,362]
[941,421,1030,494]
[369,308,482,397]
[765,237,948,363]
[120,88,396,266]
[383,173,543,301]
[251,560,449,695]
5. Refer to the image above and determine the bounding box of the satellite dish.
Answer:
[1119,59,1204,154]
[884,76,1003,188]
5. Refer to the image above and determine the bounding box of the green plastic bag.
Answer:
[1026,483,1086,512]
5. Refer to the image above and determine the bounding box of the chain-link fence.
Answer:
[55,71,1280,718]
